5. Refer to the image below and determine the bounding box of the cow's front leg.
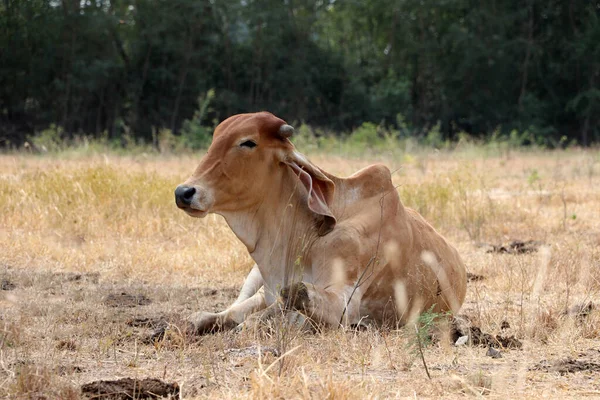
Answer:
[280,282,361,328]
[188,311,238,334]
[189,288,267,334]
[188,265,266,335]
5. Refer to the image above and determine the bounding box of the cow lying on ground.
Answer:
[175,112,467,333]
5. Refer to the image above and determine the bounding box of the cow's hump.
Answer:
[345,164,395,201]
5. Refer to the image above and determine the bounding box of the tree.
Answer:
[1,0,598,146]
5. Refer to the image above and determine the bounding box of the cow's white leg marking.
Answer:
[222,288,267,323]
[188,265,266,334]
[189,289,267,334]
[233,264,263,305]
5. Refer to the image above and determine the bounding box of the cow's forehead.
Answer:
[213,112,286,141]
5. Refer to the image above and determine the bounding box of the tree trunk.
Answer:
[171,30,194,134]
[581,66,598,147]
[518,0,534,111]
[96,87,105,134]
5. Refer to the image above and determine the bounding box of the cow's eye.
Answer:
[239,140,257,148]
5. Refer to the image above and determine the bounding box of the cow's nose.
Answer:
[175,185,196,207]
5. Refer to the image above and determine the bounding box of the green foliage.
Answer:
[527,169,541,187]
[406,305,451,359]
[415,306,450,348]
[27,125,65,152]
[179,90,216,150]
[347,122,380,148]
[424,123,445,149]
[290,124,321,154]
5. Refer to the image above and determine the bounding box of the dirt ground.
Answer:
[1,147,599,398]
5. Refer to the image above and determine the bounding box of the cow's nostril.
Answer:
[182,187,196,200]
[175,185,196,207]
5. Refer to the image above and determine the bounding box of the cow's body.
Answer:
[175,112,466,332]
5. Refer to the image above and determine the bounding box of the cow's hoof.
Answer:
[187,311,237,335]
[187,311,218,335]
[280,282,311,311]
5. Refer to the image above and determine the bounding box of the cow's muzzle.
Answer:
[175,185,196,208]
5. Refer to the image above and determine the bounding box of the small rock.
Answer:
[455,335,469,346]
[486,346,502,359]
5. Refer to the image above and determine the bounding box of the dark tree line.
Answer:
[1,0,599,147]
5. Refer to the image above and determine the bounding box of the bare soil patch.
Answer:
[1,279,16,290]
[531,349,600,374]
[56,364,85,375]
[54,272,100,284]
[125,315,193,344]
[224,345,281,358]
[103,292,152,307]
[126,316,169,328]
[81,378,179,399]
[485,239,544,254]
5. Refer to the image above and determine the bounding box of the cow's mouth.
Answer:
[183,207,208,218]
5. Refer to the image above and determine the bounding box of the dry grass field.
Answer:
[1,145,599,399]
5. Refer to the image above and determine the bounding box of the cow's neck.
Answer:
[219,167,318,296]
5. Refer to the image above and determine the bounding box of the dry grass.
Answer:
[1,147,600,398]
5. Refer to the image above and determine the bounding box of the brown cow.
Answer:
[175,112,466,333]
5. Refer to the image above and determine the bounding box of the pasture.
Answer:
[1,146,599,398]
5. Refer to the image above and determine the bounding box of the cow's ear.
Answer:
[285,152,336,236]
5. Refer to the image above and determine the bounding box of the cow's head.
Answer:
[175,112,336,235]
